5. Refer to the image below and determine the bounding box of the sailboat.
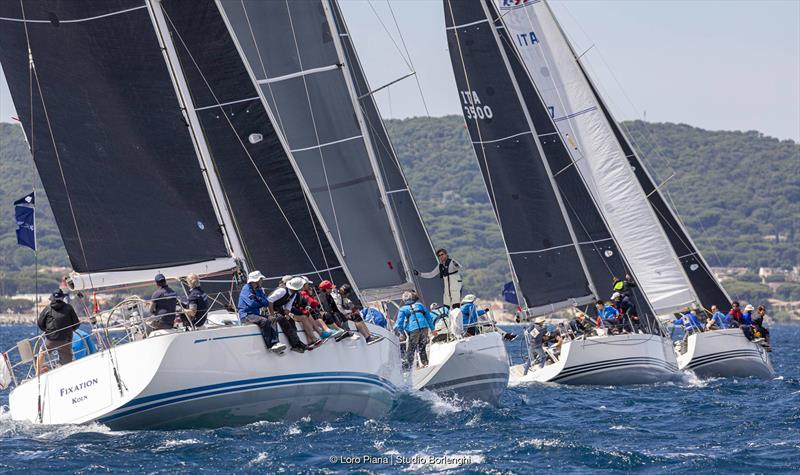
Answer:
[494,0,774,379]
[444,0,678,385]
[216,1,511,404]
[0,0,401,429]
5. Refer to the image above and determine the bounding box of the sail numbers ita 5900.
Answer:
[459,90,493,120]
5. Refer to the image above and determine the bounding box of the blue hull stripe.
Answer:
[99,372,397,424]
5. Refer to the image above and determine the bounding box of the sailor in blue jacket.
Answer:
[706,305,730,330]
[460,294,486,336]
[394,292,434,370]
[674,308,704,335]
[237,271,286,354]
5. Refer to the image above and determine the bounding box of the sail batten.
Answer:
[0,0,232,279]
[444,0,594,311]
[496,0,697,314]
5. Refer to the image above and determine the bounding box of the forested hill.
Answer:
[0,118,798,299]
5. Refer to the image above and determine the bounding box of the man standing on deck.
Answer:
[37,289,81,365]
[414,248,462,308]
[524,316,547,374]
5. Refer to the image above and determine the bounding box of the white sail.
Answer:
[496,0,695,314]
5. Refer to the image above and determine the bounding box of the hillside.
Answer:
[0,118,798,303]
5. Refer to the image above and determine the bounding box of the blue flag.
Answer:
[14,192,35,251]
[502,281,518,305]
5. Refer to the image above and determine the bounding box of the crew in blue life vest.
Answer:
[595,301,620,331]
[706,305,731,330]
[393,291,434,369]
[674,308,704,334]
[360,306,387,328]
[71,328,97,360]
[460,294,487,336]
[741,304,754,325]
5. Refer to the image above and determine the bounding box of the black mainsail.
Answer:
[0,0,235,289]
[159,0,350,287]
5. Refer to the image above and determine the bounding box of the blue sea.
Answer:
[0,323,797,474]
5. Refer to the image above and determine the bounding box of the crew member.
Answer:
[524,316,547,374]
[237,271,286,354]
[267,277,310,353]
[37,289,81,365]
[181,273,209,328]
[149,273,178,331]
[414,248,462,308]
[706,305,730,330]
[394,291,434,370]
[318,280,354,341]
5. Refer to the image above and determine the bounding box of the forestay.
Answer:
[491,9,655,318]
[0,0,234,289]
[444,0,594,313]
[327,0,443,305]
[160,0,351,288]
[496,0,696,314]
[216,0,411,299]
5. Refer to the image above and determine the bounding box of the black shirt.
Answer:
[185,286,209,327]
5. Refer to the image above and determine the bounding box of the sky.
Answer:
[1,0,798,141]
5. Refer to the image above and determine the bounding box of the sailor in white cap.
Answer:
[266,277,310,353]
[524,316,547,374]
[237,270,287,354]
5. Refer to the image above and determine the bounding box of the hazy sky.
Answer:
[1,0,798,141]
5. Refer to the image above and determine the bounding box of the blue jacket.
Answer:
[460,302,486,327]
[711,311,729,329]
[394,301,434,333]
[361,306,387,328]
[71,329,97,360]
[741,311,753,325]
[674,312,703,332]
[597,305,619,321]
[238,283,269,319]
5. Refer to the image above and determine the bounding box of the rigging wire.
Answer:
[17,0,95,292]
[557,2,735,299]
[161,6,329,277]
[282,0,347,258]
[236,1,332,278]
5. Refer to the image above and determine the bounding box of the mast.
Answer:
[210,0,361,295]
[320,0,413,285]
[478,0,599,301]
[146,0,247,271]
[543,0,731,311]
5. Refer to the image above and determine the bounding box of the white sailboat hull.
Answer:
[412,332,509,405]
[510,333,678,385]
[676,328,774,379]
[9,322,401,430]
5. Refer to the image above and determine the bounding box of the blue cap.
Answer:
[154,273,166,282]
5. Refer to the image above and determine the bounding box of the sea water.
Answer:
[0,323,797,473]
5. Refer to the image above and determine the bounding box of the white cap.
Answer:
[281,275,294,284]
[611,292,622,301]
[247,270,266,283]
[302,276,312,284]
[744,304,754,312]
[534,316,546,324]
[462,294,477,304]
[286,277,305,291]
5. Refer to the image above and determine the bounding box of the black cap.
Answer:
[50,289,66,301]
[154,273,166,283]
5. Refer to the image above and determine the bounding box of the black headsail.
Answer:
[327,0,443,305]
[444,0,594,313]
[158,0,350,288]
[213,0,411,300]
[0,1,233,288]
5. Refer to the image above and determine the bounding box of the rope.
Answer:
[18,0,94,289]
[160,6,327,276]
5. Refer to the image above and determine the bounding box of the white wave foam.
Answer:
[156,438,202,451]
[414,390,461,415]
[286,425,301,435]
[248,452,269,466]
[518,438,564,449]
[610,425,633,431]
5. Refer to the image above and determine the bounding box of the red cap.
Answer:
[319,280,336,291]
